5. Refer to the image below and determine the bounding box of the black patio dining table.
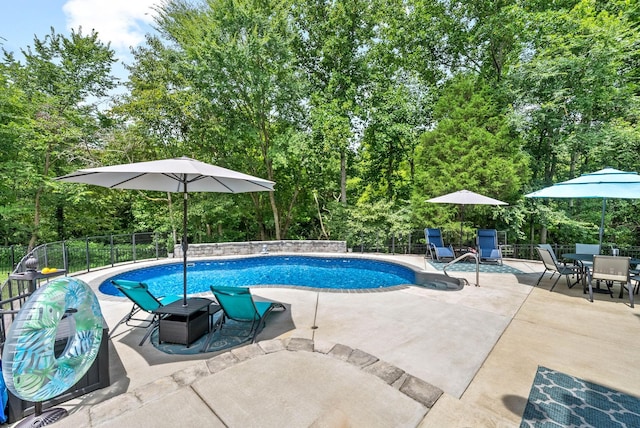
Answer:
[560,253,594,289]
[562,253,640,265]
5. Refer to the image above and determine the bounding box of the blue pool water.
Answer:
[99,255,419,297]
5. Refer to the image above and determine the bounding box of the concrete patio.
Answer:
[23,254,640,427]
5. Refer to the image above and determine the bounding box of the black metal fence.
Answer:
[348,229,507,256]
[0,232,164,350]
[3,230,640,350]
[0,233,164,278]
[347,229,640,260]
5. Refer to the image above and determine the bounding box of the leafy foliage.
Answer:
[0,0,639,250]
[412,75,529,234]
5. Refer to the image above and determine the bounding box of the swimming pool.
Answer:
[99,255,463,296]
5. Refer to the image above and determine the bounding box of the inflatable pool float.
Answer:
[2,277,103,403]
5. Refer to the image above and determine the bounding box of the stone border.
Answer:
[82,338,443,426]
[174,240,347,257]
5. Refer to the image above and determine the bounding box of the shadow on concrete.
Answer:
[502,394,528,418]
[64,341,130,416]
[111,300,295,366]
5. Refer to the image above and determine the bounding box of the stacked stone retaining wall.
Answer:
[173,240,347,258]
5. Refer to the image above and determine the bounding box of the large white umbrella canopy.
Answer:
[426,189,508,250]
[56,156,275,306]
[525,167,640,247]
[56,156,275,193]
[427,189,508,206]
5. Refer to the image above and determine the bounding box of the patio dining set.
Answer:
[535,244,640,308]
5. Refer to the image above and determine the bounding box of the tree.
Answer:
[412,75,528,231]
[154,0,306,240]
[0,61,32,244]
[2,28,118,248]
[292,0,374,205]
[359,71,431,202]
[439,0,525,82]
[511,0,640,185]
[508,0,640,244]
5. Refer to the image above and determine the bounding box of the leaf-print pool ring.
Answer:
[1,277,103,402]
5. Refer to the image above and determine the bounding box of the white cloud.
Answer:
[63,0,161,54]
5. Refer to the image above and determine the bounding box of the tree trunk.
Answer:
[259,119,281,239]
[281,187,300,239]
[540,226,548,244]
[340,149,347,205]
[28,189,42,251]
[269,191,281,240]
[29,149,52,251]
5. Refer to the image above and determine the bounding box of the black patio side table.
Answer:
[156,297,221,347]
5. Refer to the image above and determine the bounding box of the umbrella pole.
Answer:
[599,198,606,249]
[459,205,464,251]
[182,183,188,306]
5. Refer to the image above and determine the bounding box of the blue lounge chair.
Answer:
[424,228,455,262]
[109,279,182,346]
[476,229,503,265]
[208,285,285,345]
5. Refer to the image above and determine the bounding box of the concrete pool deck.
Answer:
[28,254,640,427]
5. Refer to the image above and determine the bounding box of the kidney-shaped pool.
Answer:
[99,255,463,296]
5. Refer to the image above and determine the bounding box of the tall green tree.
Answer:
[359,71,431,202]
[155,0,306,240]
[111,34,204,245]
[508,0,640,244]
[440,0,524,82]
[2,28,118,248]
[0,61,32,244]
[412,75,528,232]
[292,0,373,205]
[354,0,443,205]
[511,0,640,185]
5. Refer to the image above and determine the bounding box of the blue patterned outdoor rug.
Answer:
[521,366,640,427]
[427,260,523,274]
[150,314,254,355]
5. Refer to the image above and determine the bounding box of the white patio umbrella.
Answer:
[55,156,275,306]
[525,167,640,248]
[426,189,508,250]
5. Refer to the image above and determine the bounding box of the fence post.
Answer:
[530,244,535,260]
[62,241,68,273]
[110,235,115,267]
[155,232,159,259]
[391,233,395,254]
[360,233,364,253]
[85,238,91,272]
[133,233,137,262]
[43,243,49,268]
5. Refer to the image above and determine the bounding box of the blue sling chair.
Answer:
[476,229,503,265]
[424,228,455,262]
[109,279,182,346]
[206,286,286,348]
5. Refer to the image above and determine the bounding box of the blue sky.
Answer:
[1,0,159,70]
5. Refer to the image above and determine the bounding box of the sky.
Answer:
[1,0,162,78]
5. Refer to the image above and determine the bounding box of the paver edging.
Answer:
[85,338,442,426]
